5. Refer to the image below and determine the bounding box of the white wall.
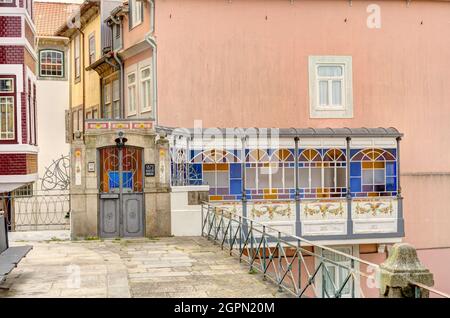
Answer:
[170,185,209,236]
[36,79,70,186]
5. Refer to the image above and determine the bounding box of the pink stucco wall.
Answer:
[154,0,450,269]
[122,2,151,49]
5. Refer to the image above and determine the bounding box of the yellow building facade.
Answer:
[57,1,101,140]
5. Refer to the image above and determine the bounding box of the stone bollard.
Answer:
[380,243,434,298]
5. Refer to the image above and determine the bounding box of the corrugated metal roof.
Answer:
[157,126,402,138]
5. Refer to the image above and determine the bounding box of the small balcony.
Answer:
[169,127,404,242]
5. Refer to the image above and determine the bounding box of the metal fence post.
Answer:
[239,216,242,263]
[297,239,301,297]
[262,225,266,280]
[277,231,283,292]
[351,259,355,298]
[250,220,254,271]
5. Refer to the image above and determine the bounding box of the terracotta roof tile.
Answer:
[34,1,80,36]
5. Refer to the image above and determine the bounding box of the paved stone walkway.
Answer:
[0,236,287,298]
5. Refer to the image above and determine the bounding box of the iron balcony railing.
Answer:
[201,202,449,298]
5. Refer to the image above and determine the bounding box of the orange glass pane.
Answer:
[362,162,374,169]
[373,162,385,169]
[203,163,216,171]
[215,163,229,171]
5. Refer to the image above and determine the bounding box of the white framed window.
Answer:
[0,0,14,3]
[72,109,78,133]
[112,79,120,118]
[308,56,353,118]
[140,67,151,112]
[0,77,15,140]
[130,0,143,28]
[78,109,83,133]
[14,183,33,197]
[127,73,136,115]
[74,34,81,79]
[39,50,64,78]
[103,83,112,118]
[88,33,96,65]
[0,96,15,140]
[0,78,14,92]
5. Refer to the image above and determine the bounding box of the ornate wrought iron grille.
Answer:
[99,146,143,193]
[39,155,70,191]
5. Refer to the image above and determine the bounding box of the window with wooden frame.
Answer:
[88,33,96,65]
[112,79,120,119]
[39,50,64,78]
[0,77,15,140]
[103,83,112,119]
[127,72,136,115]
[74,34,81,80]
[129,0,143,29]
[308,56,353,118]
[0,0,15,6]
[78,109,83,133]
[140,67,151,112]
[72,109,78,135]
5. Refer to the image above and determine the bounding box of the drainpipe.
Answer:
[150,0,155,34]
[77,28,86,140]
[109,16,124,118]
[112,53,124,118]
[145,0,157,124]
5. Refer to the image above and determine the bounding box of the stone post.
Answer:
[156,135,170,189]
[380,243,434,298]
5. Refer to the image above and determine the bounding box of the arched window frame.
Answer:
[350,148,397,196]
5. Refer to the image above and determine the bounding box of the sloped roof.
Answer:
[157,126,403,138]
[55,0,100,37]
[34,1,80,36]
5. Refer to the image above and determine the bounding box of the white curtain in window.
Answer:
[113,80,120,118]
[319,81,328,105]
[318,66,342,77]
[0,97,14,139]
[332,81,342,105]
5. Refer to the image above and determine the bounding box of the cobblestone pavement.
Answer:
[0,236,288,298]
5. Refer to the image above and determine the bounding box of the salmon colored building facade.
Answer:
[150,0,450,293]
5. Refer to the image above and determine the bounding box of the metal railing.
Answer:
[201,202,449,298]
[0,190,70,231]
[201,202,380,298]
